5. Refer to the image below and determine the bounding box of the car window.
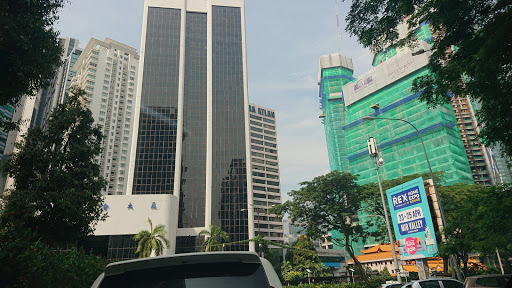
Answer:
[442,280,464,288]
[98,262,269,288]
[419,280,442,288]
[475,277,508,287]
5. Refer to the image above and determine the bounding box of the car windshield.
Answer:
[98,262,269,288]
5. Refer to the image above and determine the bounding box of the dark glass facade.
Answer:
[133,7,181,195]
[179,12,207,229]
[211,6,248,251]
[133,4,249,253]
[81,235,136,261]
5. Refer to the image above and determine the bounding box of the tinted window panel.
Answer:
[211,6,248,251]
[133,7,181,195]
[99,262,269,288]
[442,280,463,288]
[419,280,442,288]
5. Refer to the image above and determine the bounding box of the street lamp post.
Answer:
[362,115,463,281]
[241,205,263,257]
[367,137,402,283]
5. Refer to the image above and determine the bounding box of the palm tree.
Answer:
[199,223,229,252]
[133,218,170,258]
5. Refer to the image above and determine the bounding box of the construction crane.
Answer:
[334,0,343,55]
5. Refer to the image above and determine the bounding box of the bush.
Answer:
[0,235,108,288]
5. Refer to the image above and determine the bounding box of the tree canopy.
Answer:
[344,0,512,158]
[0,0,66,129]
[272,170,370,279]
[281,235,328,282]
[0,86,107,247]
[430,183,512,275]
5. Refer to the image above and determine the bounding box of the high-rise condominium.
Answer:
[71,38,139,196]
[248,103,284,244]
[128,0,253,253]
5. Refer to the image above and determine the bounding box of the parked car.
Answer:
[91,251,283,288]
[464,274,510,288]
[402,278,464,288]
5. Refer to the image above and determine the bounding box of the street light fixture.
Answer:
[367,137,402,283]
[362,115,463,281]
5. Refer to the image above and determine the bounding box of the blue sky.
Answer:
[54,0,374,201]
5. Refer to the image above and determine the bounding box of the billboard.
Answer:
[386,177,438,260]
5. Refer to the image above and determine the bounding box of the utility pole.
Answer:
[256,207,262,257]
[368,137,402,283]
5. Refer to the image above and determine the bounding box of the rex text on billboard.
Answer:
[386,177,439,260]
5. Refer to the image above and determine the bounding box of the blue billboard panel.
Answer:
[387,177,439,260]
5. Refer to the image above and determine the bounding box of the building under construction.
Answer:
[317,23,475,254]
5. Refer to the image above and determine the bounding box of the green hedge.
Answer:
[0,239,108,288]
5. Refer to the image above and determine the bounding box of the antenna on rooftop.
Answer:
[335,0,343,55]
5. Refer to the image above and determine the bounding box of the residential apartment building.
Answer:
[249,103,284,244]
[451,96,501,186]
[71,38,139,196]
[128,0,253,253]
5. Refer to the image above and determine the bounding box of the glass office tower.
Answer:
[128,0,253,253]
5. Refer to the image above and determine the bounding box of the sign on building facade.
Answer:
[387,177,439,260]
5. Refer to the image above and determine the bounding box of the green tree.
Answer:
[437,183,512,275]
[0,86,106,247]
[260,242,281,268]
[134,218,171,258]
[469,184,512,273]
[272,171,370,280]
[282,235,328,282]
[0,0,66,129]
[344,0,512,158]
[437,184,483,275]
[199,223,229,252]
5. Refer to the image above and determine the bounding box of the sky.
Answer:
[54,0,374,201]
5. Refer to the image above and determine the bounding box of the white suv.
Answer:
[91,251,282,288]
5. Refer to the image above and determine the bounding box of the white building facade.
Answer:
[248,103,284,244]
[72,38,139,195]
[93,194,179,259]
